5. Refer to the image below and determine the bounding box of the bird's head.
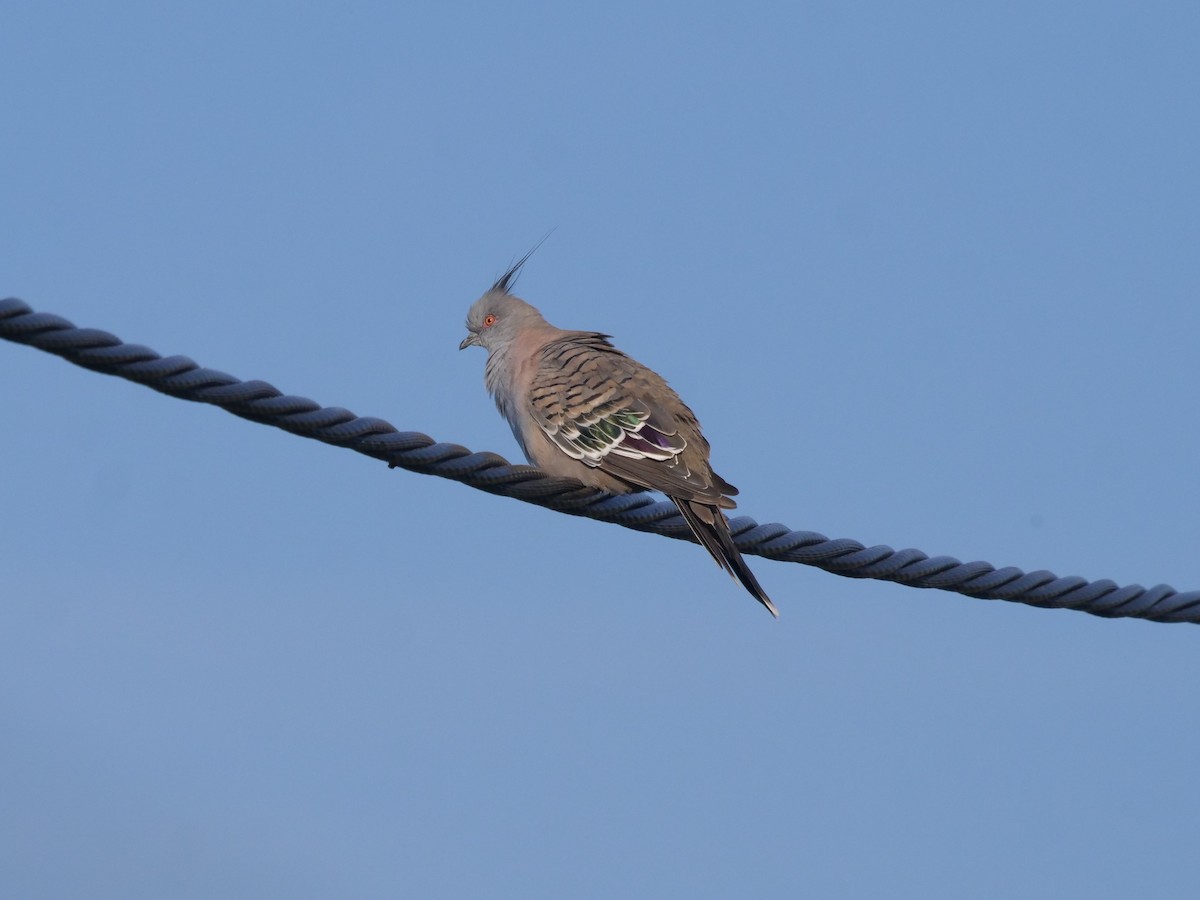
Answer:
[459,291,549,351]
[459,247,551,351]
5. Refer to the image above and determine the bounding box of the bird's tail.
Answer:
[674,499,779,617]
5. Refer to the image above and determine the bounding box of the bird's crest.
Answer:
[491,230,555,294]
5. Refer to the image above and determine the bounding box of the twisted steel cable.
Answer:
[3,296,1196,624]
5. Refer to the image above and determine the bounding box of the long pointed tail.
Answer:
[674,499,779,617]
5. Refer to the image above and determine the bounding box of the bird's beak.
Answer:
[459,333,480,350]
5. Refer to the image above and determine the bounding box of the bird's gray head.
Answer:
[459,251,550,352]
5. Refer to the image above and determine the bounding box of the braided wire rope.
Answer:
[3,296,1196,624]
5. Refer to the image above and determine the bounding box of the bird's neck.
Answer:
[484,327,556,425]
[483,342,514,403]
[483,339,535,424]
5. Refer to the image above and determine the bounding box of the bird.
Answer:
[459,251,777,617]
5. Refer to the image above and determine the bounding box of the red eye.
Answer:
[483,314,497,327]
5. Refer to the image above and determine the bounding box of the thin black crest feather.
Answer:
[491,230,555,294]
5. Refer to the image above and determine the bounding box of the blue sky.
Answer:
[3,3,1199,897]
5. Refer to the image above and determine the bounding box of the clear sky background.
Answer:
[3,3,1199,898]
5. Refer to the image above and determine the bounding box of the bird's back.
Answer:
[526,331,736,509]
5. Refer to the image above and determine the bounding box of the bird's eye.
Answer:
[482,314,497,327]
